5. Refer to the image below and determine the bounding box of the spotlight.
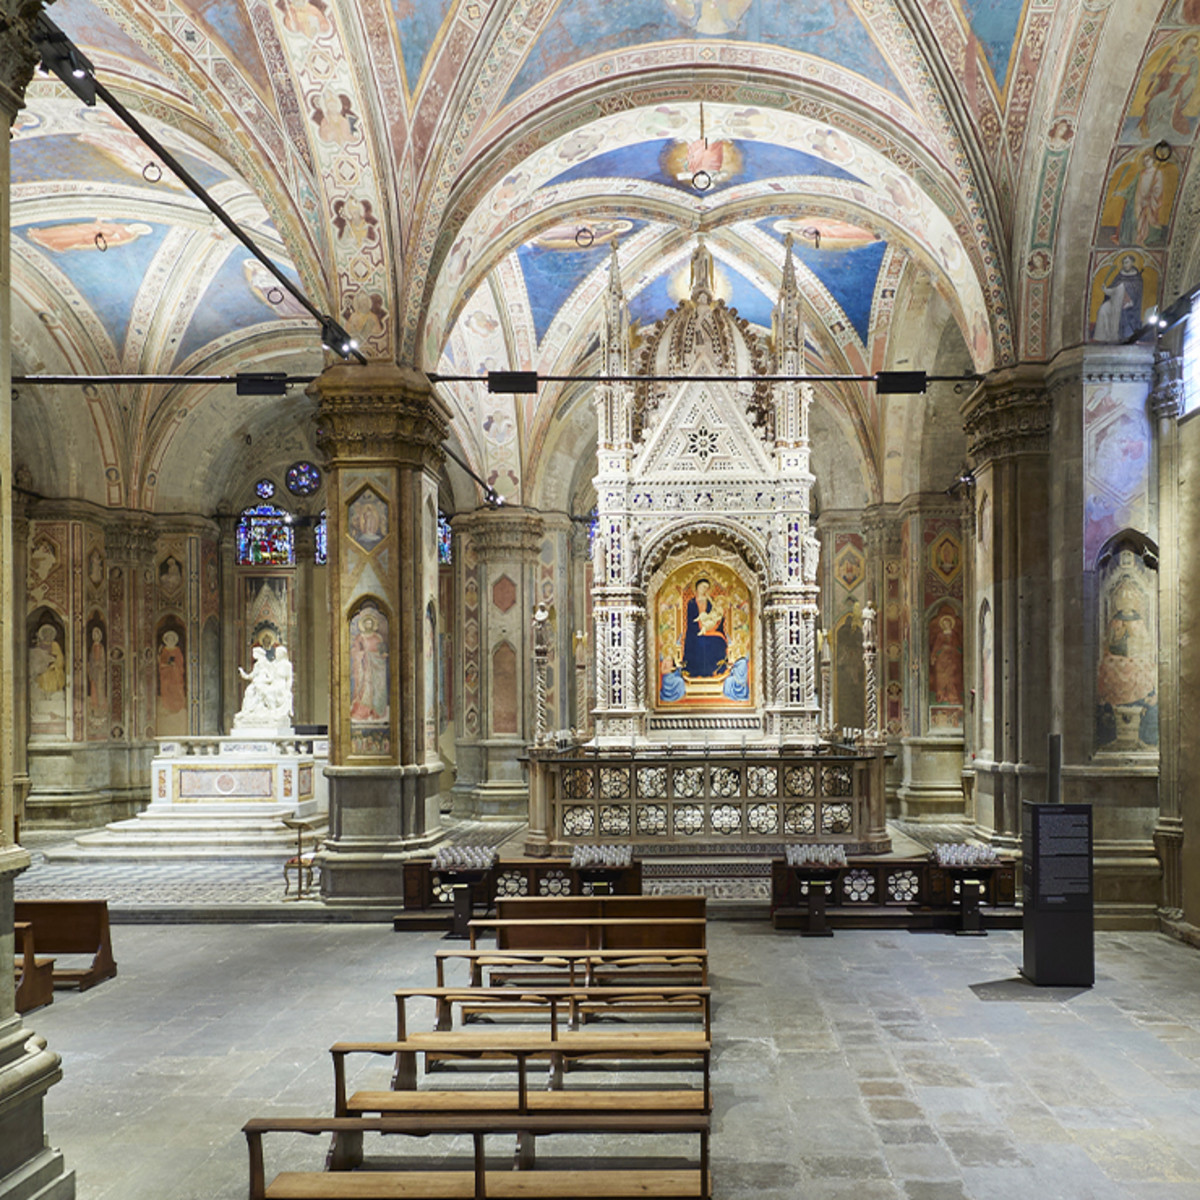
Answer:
[33,15,96,105]
[320,316,356,359]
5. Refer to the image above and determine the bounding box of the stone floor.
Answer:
[22,920,1200,1200]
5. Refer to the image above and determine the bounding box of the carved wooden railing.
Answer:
[526,748,890,855]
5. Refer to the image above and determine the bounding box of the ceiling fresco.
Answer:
[503,0,909,104]
[7,0,1195,513]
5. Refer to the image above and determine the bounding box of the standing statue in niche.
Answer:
[233,643,295,734]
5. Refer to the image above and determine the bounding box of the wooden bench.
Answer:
[392,984,711,1038]
[14,899,117,991]
[496,895,706,921]
[468,917,707,952]
[332,1028,711,1094]
[13,921,54,1014]
[245,1113,711,1199]
[435,947,709,989]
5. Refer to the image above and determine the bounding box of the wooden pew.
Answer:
[244,1113,712,1200]
[468,916,707,952]
[392,984,712,1037]
[332,1027,712,1094]
[434,946,709,989]
[497,894,706,921]
[13,921,54,1014]
[14,899,117,991]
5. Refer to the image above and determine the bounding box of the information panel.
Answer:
[1022,802,1094,987]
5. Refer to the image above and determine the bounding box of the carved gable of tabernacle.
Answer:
[637,380,774,482]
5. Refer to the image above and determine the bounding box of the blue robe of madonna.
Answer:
[722,656,750,701]
[683,596,727,678]
[659,667,686,703]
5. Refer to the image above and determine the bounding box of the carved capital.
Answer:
[454,509,544,559]
[311,363,452,467]
[1149,348,1183,422]
[0,2,45,115]
[961,368,1051,464]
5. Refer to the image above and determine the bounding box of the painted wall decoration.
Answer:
[1098,148,1180,248]
[492,641,519,734]
[978,599,993,755]
[833,609,864,729]
[1090,251,1158,343]
[155,615,188,737]
[425,602,438,756]
[85,613,107,733]
[1095,539,1158,752]
[504,0,908,105]
[28,607,68,739]
[653,559,754,710]
[347,487,388,552]
[202,618,221,735]
[1083,382,1153,563]
[245,576,292,664]
[927,601,964,730]
[1122,30,1200,144]
[349,600,390,756]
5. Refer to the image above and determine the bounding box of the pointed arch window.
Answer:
[438,511,452,565]
[236,504,294,566]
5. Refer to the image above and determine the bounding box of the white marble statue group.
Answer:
[232,644,294,733]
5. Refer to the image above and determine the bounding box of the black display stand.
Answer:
[1021,802,1094,987]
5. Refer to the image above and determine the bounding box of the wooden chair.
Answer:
[283,818,322,899]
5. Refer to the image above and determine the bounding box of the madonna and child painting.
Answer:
[655,561,754,709]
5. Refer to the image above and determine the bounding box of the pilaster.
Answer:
[961,365,1052,849]
[0,6,76,1195]
[312,363,450,901]
[451,507,545,818]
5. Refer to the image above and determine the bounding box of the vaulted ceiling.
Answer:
[10,0,1198,515]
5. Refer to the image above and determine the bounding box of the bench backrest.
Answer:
[14,900,111,954]
[497,895,706,921]
[485,917,707,952]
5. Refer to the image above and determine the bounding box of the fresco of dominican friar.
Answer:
[654,560,753,709]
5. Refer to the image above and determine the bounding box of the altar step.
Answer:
[42,805,327,862]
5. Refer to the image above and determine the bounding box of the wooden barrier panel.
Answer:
[14,899,117,991]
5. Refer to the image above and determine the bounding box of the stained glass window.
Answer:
[587,506,599,555]
[236,504,294,566]
[315,510,327,565]
[286,461,321,496]
[438,511,452,565]
[254,478,276,500]
[1185,314,1199,415]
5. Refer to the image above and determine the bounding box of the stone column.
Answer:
[10,483,29,837]
[0,5,76,1195]
[292,519,318,727]
[863,505,903,810]
[313,363,450,902]
[1150,349,1183,919]
[1046,345,1159,928]
[961,366,1052,851]
[451,508,545,817]
[895,494,967,821]
[213,505,240,733]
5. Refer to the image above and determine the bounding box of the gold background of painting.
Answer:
[652,557,755,710]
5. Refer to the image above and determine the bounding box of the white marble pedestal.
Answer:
[45,735,330,862]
